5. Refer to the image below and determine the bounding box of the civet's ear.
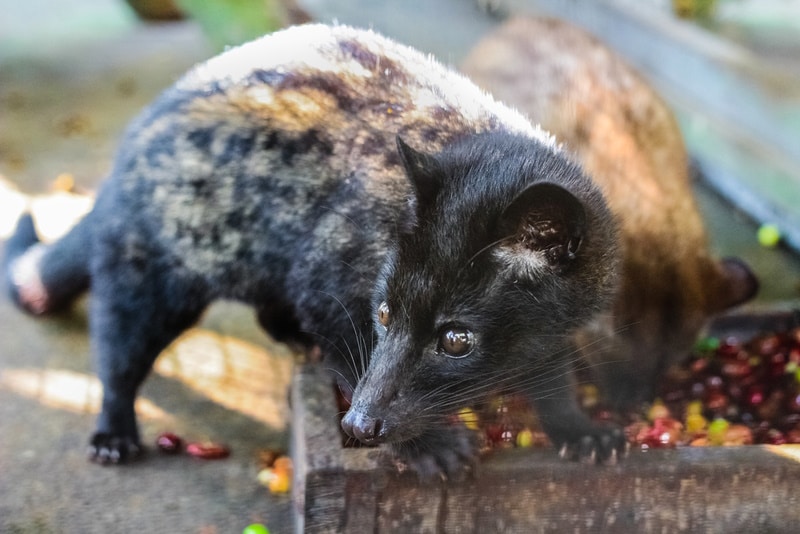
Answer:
[396,135,442,209]
[497,182,587,269]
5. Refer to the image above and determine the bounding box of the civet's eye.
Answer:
[377,301,390,327]
[438,327,475,358]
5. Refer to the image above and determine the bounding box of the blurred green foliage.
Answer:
[176,0,286,49]
[672,0,717,19]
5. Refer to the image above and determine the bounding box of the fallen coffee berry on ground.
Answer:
[185,441,231,459]
[155,432,183,454]
[257,455,293,494]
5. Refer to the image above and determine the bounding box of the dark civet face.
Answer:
[352,250,491,445]
[340,132,619,447]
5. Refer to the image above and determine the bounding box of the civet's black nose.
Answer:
[341,409,386,445]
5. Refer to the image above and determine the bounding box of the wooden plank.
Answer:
[291,365,347,533]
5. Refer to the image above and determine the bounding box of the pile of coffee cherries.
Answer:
[466,326,800,451]
[646,326,800,447]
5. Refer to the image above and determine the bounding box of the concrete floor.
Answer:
[0,4,297,533]
[1,1,800,533]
